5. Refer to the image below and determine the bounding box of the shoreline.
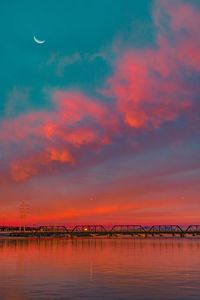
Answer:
[1,234,200,239]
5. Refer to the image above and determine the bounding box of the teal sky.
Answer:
[0,0,154,116]
[0,0,200,225]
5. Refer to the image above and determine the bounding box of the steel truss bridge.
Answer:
[0,225,200,237]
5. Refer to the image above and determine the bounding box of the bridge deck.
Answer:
[0,225,200,237]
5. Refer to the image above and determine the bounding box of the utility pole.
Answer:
[19,201,29,231]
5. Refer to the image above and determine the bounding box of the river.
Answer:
[0,237,200,299]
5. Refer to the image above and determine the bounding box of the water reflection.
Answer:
[0,238,200,299]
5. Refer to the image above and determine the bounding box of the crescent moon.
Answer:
[33,35,45,44]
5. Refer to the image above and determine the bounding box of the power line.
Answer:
[19,201,29,231]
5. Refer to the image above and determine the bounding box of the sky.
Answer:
[0,0,200,225]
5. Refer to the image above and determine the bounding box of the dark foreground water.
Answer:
[0,238,200,300]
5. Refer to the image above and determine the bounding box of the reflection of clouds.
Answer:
[0,238,200,299]
[90,260,94,282]
[3,289,27,300]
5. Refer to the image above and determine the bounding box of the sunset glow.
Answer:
[0,0,200,225]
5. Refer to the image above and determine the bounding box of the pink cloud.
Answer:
[0,0,200,183]
[105,1,200,130]
[105,49,191,128]
[10,147,75,182]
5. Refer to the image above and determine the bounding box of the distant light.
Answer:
[84,227,88,231]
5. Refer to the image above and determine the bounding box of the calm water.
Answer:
[0,238,200,300]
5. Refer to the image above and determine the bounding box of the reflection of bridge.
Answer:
[0,225,200,237]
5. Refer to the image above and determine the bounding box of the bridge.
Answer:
[0,224,200,237]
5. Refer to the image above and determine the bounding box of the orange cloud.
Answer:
[49,148,74,163]
[0,0,199,185]
[11,148,75,182]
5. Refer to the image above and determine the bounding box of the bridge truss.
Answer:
[0,224,200,237]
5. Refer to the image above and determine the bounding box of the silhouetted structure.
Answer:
[0,224,200,237]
